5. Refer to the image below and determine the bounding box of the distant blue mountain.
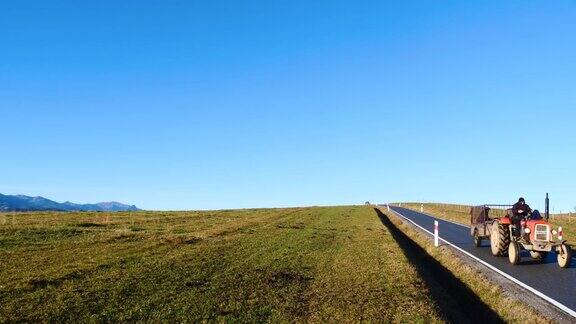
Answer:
[0,193,140,212]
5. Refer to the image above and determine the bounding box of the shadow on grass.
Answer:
[374,208,504,324]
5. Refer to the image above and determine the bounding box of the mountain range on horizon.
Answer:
[0,193,140,212]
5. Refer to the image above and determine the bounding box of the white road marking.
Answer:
[384,206,576,319]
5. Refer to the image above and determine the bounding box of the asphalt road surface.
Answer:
[387,205,576,317]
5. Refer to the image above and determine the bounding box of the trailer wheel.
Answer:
[529,251,546,261]
[508,241,520,265]
[473,229,482,247]
[490,221,510,256]
[557,244,572,268]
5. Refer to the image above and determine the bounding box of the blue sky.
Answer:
[1,1,575,211]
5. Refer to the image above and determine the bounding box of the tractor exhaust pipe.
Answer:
[545,193,550,221]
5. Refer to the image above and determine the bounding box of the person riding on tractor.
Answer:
[511,197,531,238]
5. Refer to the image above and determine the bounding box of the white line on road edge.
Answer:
[385,207,576,319]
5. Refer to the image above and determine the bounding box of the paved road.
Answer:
[386,205,576,317]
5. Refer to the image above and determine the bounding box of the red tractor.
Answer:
[470,194,572,268]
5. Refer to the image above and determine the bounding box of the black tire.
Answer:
[558,244,572,268]
[473,230,481,247]
[508,241,520,265]
[490,221,510,256]
[529,251,547,261]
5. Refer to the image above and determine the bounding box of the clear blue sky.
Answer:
[1,1,575,211]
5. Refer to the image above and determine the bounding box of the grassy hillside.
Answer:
[1,206,445,322]
[399,203,575,243]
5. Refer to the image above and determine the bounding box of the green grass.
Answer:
[0,207,444,322]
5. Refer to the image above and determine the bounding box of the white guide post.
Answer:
[421,204,423,212]
[387,204,390,212]
[558,227,563,241]
[434,220,439,247]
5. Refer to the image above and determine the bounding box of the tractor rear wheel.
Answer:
[557,244,572,268]
[490,221,510,256]
[508,241,520,265]
[530,251,547,261]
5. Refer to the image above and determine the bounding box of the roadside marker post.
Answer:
[421,204,423,212]
[434,220,439,247]
[559,227,563,241]
[387,205,390,212]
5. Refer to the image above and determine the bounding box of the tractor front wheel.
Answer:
[557,244,572,268]
[508,241,520,265]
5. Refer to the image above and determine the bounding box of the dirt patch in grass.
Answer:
[27,271,84,290]
[76,222,106,228]
[104,231,138,243]
[185,279,208,288]
[263,269,314,318]
[162,235,202,245]
[276,222,305,229]
[265,269,313,287]
[27,278,61,289]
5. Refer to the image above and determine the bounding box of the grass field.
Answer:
[1,206,446,322]
[399,203,576,242]
[0,206,551,322]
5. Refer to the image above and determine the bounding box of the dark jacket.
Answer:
[512,202,532,217]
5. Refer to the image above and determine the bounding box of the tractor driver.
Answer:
[511,197,532,238]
